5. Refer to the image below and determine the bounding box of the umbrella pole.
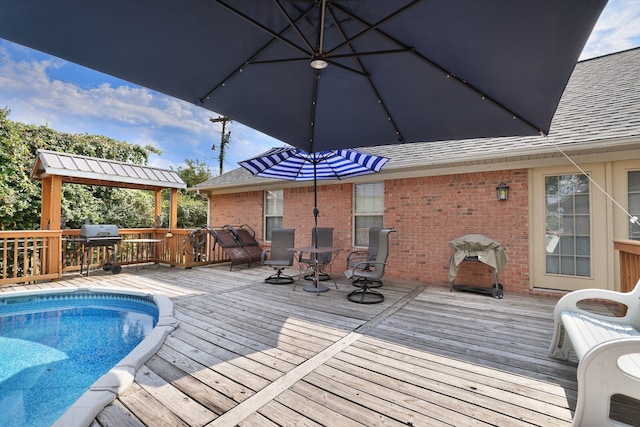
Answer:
[313,153,320,292]
[313,156,319,232]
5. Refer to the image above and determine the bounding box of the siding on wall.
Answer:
[209,170,530,293]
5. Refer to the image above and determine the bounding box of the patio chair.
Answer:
[261,228,296,284]
[346,227,382,287]
[298,228,334,283]
[345,228,395,304]
[227,224,263,265]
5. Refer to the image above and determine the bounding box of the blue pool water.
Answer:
[0,291,158,427]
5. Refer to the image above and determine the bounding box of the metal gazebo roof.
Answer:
[31,149,186,191]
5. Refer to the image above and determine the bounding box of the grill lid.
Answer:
[80,224,119,238]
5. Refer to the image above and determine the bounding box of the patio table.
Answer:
[289,246,342,293]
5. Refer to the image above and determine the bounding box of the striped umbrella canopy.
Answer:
[239,147,388,181]
[239,147,388,227]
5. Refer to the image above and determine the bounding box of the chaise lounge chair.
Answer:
[207,226,252,270]
[227,224,264,266]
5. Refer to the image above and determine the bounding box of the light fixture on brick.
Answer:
[496,182,510,201]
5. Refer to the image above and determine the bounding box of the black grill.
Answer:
[71,224,122,275]
[79,224,122,246]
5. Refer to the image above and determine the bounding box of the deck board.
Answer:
[5,263,640,426]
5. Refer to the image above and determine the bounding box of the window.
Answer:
[544,174,591,277]
[353,182,384,246]
[264,189,283,241]
[628,171,640,240]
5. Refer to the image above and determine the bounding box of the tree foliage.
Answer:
[0,108,209,230]
[178,158,212,188]
[172,158,211,228]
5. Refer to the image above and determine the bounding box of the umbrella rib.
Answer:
[213,0,313,57]
[250,53,395,77]
[273,0,314,53]
[328,6,405,142]
[199,1,315,104]
[333,1,547,135]
[327,0,421,57]
[323,152,346,180]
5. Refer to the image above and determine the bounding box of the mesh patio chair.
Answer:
[345,228,395,304]
[261,228,296,284]
[346,227,382,287]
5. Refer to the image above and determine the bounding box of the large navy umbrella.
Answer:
[0,1,607,152]
[239,147,388,227]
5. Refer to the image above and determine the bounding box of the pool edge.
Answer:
[4,287,179,427]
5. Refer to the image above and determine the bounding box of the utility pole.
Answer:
[210,116,231,175]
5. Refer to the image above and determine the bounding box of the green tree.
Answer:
[0,110,40,229]
[0,108,157,230]
[178,158,212,188]
[174,158,212,228]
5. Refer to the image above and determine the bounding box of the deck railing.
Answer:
[0,230,62,285]
[1,227,231,286]
[6,232,637,289]
[614,239,640,293]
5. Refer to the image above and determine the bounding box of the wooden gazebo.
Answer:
[30,149,186,230]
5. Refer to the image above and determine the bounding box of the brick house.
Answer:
[193,48,640,296]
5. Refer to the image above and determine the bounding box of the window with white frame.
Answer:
[544,174,591,277]
[264,189,283,241]
[353,182,384,246]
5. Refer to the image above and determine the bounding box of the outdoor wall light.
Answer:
[310,58,328,70]
[496,182,510,201]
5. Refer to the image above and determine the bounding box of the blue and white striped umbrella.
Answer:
[240,147,388,228]
[239,147,388,181]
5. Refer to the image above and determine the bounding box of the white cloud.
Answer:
[580,0,640,59]
[0,47,222,166]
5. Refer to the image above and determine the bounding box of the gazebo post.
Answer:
[154,189,163,230]
[168,188,178,236]
[40,175,63,230]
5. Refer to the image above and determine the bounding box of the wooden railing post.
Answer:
[614,239,640,293]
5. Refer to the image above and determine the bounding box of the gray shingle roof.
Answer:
[31,149,186,190]
[194,47,640,192]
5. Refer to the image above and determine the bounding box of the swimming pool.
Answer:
[0,287,177,427]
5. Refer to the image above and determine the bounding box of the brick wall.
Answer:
[284,184,353,252]
[209,190,264,238]
[209,169,531,293]
[383,169,529,293]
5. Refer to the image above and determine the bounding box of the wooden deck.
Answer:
[5,264,639,426]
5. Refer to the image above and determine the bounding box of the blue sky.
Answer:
[1,0,640,175]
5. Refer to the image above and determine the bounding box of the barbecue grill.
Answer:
[71,223,122,276]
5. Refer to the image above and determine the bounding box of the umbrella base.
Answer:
[303,283,330,293]
[304,272,330,281]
